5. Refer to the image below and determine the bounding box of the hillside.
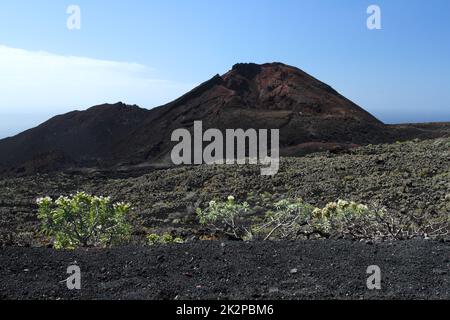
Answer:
[1,62,449,174]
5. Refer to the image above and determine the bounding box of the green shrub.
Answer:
[256,198,316,240]
[161,233,174,243]
[146,232,184,246]
[312,200,448,240]
[310,200,383,239]
[259,199,397,240]
[173,237,185,244]
[36,192,131,249]
[196,196,251,239]
[147,233,161,246]
[197,197,447,241]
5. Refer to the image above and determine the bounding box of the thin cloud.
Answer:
[0,45,191,111]
[0,45,193,137]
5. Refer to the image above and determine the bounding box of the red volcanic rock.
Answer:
[0,62,448,174]
[114,62,386,163]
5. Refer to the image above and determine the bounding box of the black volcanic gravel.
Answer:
[0,137,449,246]
[0,240,448,300]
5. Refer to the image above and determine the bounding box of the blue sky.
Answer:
[0,0,449,138]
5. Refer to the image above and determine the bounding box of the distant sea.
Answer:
[0,113,51,139]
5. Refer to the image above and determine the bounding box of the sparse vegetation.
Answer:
[197,197,449,241]
[196,196,252,240]
[37,192,131,249]
[146,233,184,246]
[1,137,448,246]
[254,198,317,240]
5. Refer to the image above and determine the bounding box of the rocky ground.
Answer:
[0,137,449,300]
[0,137,449,246]
[0,240,448,300]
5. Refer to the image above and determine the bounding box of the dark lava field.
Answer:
[0,240,448,300]
[0,137,449,300]
[1,137,449,246]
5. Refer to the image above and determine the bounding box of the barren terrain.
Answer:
[0,137,449,300]
[0,240,448,300]
[1,137,449,246]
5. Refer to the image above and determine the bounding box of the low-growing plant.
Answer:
[254,198,316,240]
[197,197,448,241]
[161,233,174,243]
[196,196,251,239]
[310,200,384,239]
[147,233,161,246]
[37,192,132,249]
[379,209,449,240]
[146,233,184,246]
[173,237,185,244]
